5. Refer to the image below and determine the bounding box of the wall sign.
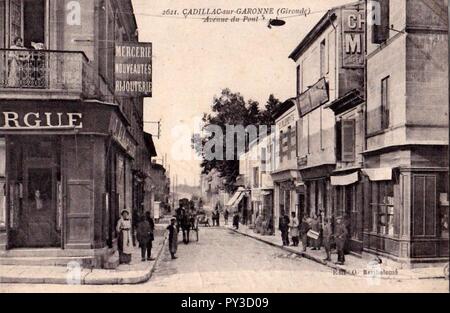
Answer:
[115,42,152,97]
[341,8,366,68]
[0,111,83,129]
[109,115,137,158]
[297,77,329,116]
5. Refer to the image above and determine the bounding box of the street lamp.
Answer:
[267,18,286,28]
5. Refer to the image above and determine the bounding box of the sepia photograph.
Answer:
[0,0,448,301]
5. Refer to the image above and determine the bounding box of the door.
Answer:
[24,165,58,247]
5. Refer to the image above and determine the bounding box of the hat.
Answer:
[121,209,130,216]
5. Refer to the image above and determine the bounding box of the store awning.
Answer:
[330,171,359,186]
[362,168,392,181]
[226,187,245,207]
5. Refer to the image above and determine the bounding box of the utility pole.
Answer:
[143,119,162,139]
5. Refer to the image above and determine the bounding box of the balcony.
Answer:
[0,48,134,123]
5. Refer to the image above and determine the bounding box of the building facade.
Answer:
[290,2,366,238]
[271,99,301,226]
[0,0,155,268]
[363,0,448,264]
[236,133,275,233]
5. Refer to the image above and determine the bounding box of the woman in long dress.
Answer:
[8,37,29,87]
[116,210,133,264]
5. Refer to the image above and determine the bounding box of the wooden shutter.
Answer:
[341,119,355,162]
[371,0,390,44]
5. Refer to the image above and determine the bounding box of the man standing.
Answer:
[322,218,333,262]
[279,213,290,246]
[299,216,310,252]
[175,202,186,233]
[233,212,240,229]
[167,218,178,259]
[145,211,155,260]
[289,212,299,246]
[310,214,321,250]
[335,217,348,265]
[224,209,229,225]
[181,210,190,244]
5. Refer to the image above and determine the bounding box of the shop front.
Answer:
[272,170,301,226]
[330,170,364,254]
[361,163,449,265]
[0,100,136,268]
[299,165,334,220]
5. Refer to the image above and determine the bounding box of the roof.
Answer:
[144,132,157,157]
[272,97,297,120]
[288,1,364,61]
[289,11,336,61]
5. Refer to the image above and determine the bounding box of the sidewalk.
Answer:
[228,224,447,281]
[0,226,168,285]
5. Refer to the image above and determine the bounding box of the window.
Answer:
[261,148,266,172]
[413,175,436,237]
[253,167,259,188]
[381,76,390,129]
[341,119,356,161]
[370,181,394,236]
[371,0,390,44]
[335,120,342,161]
[307,115,310,154]
[320,39,327,76]
[296,65,301,96]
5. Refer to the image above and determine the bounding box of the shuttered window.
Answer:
[341,119,355,162]
[371,0,390,44]
[296,65,301,96]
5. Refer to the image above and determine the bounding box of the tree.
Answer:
[192,89,281,193]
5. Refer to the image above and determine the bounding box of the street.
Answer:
[0,227,447,293]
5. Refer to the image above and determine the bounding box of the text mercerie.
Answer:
[115,45,152,75]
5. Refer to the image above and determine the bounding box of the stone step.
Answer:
[0,256,96,267]
[0,248,101,258]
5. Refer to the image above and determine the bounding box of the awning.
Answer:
[330,171,359,186]
[362,168,392,181]
[226,187,245,207]
[144,132,157,157]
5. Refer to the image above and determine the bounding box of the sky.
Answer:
[132,0,354,187]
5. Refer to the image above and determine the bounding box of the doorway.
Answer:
[8,136,61,248]
[23,0,46,48]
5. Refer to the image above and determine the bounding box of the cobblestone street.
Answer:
[1,228,447,293]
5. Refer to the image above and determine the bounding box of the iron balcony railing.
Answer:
[0,48,133,122]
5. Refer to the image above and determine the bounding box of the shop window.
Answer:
[370,181,395,236]
[413,175,436,237]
